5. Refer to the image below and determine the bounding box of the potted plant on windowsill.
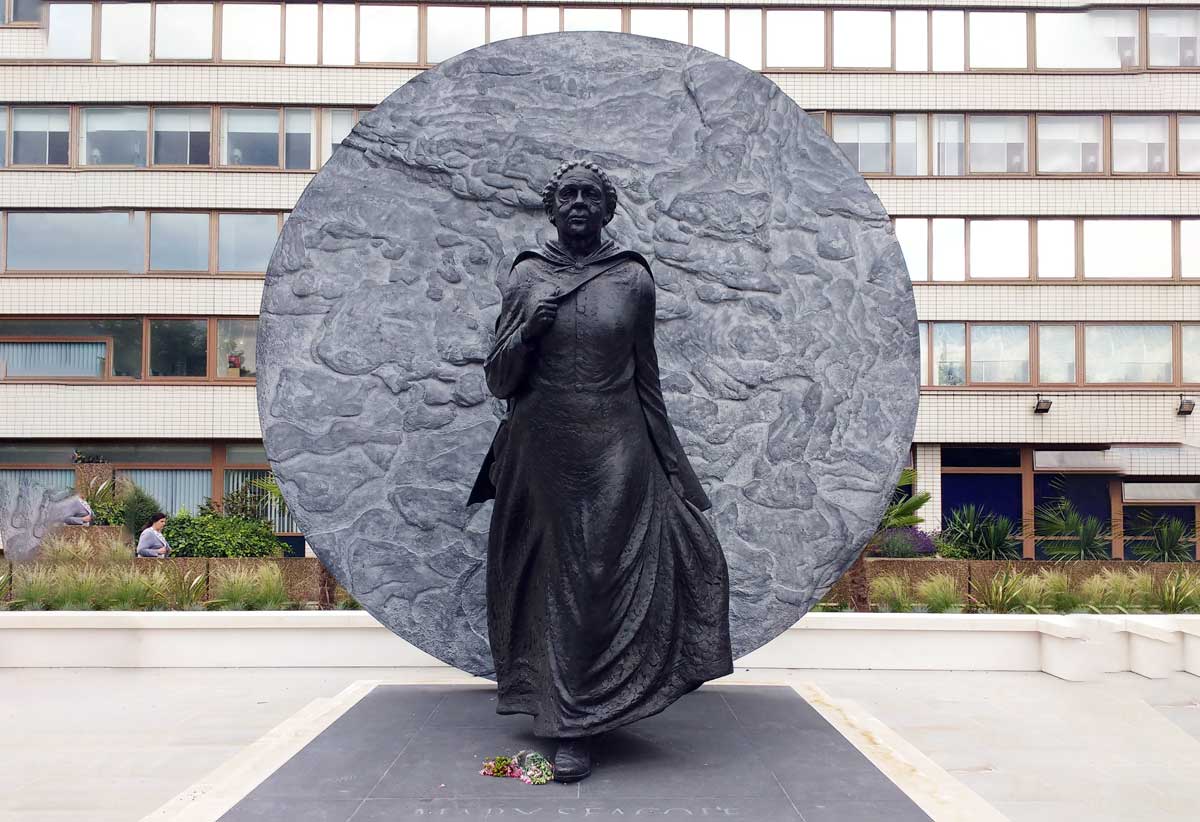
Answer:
[227,351,244,378]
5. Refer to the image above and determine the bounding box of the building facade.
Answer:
[0,0,1197,557]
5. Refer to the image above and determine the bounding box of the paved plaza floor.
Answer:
[2,666,1199,821]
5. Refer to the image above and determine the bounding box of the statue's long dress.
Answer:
[473,241,733,739]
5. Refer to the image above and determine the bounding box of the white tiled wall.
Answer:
[873,179,1200,217]
[914,443,943,531]
[0,384,261,438]
[915,391,1200,447]
[914,284,1200,321]
[0,277,263,315]
[0,171,306,210]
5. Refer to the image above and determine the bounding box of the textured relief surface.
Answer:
[258,32,919,676]
[0,476,76,562]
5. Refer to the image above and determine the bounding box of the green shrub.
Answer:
[1079,569,1146,613]
[83,475,126,527]
[1037,569,1083,613]
[122,486,163,538]
[933,535,972,560]
[210,564,289,610]
[164,513,286,558]
[971,569,1028,613]
[916,573,963,613]
[1130,516,1196,563]
[12,565,56,610]
[159,564,207,611]
[942,506,1021,560]
[108,566,164,610]
[869,574,913,612]
[1141,571,1200,614]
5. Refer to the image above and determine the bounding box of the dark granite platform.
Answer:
[219,685,933,822]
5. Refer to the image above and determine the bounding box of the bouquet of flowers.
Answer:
[479,750,555,786]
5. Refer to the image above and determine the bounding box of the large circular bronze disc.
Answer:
[258,32,919,676]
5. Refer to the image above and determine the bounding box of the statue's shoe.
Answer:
[553,738,592,782]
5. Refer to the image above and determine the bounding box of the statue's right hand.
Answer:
[521,298,558,342]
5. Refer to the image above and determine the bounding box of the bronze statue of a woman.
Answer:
[468,160,733,782]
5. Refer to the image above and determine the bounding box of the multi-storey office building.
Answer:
[0,1,1197,558]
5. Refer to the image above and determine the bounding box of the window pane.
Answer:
[217,319,257,378]
[1183,220,1200,279]
[428,6,485,62]
[1111,115,1169,173]
[149,320,208,378]
[1182,116,1200,173]
[1085,325,1173,383]
[13,0,41,22]
[285,3,318,63]
[13,107,69,165]
[1183,327,1200,383]
[970,325,1030,383]
[7,212,145,273]
[970,220,1029,279]
[0,318,143,378]
[218,213,278,272]
[222,3,280,61]
[80,107,148,166]
[0,108,6,167]
[47,3,93,58]
[1036,219,1076,279]
[895,11,928,71]
[969,115,1027,173]
[149,213,209,271]
[968,12,1027,69]
[692,9,725,55]
[729,9,764,70]
[1039,326,1076,383]
[931,218,965,281]
[894,218,928,281]
[931,10,965,72]
[832,114,890,174]
[1149,10,1200,67]
[284,108,314,170]
[833,11,890,68]
[155,3,214,60]
[1083,220,1172,279]
[222,108,279,166]
[153,107,211,165]
[1035,11,1139,69]
[119,469,211,513]
[630,9,689,45]
[933,114,964,176]
[525,7,559,35]
[321,3,355,64]
[322,109,355,165]
[100,2,151,62]
[894,114,928,176]
[765,10,821,69]
[226,444,268,465]
[563,7,621,32]
[1037,115,1103,173]
[359,5,418,62]
[489,7,522,42]
[918,323,930,385]
[0,341,108,378]
[932,323,966,386]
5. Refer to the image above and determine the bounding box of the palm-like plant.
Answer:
[879,469,932,530]
[1036,500,1111,560]
[976,516,1023,561]
[1131,515,1196,563]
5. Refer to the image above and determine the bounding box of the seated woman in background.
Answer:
[136,513,170,558]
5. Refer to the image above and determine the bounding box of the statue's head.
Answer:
[541,160,618,243]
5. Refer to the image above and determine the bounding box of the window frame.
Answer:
[0,335,114,380]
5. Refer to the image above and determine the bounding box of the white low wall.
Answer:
[2,611,1198,681]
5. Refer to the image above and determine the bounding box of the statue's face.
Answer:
[553,168,607,240]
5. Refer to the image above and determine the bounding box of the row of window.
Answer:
[0,440,300,531]
[918,322,1200,387]
[0,317,258,381]
[821,112,1200,177]
[897,218,1200,282]
[25,3,1200,72]
[0,105,360,170]
[0,211,283,274]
